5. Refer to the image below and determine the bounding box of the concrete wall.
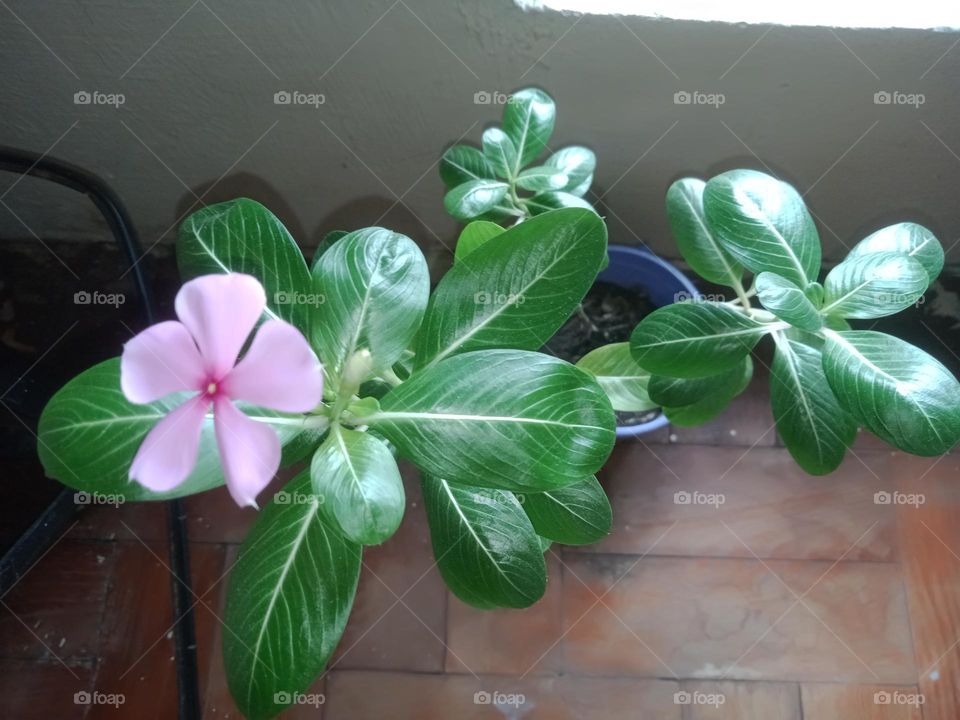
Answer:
[2,0,959,267]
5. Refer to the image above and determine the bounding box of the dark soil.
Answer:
[548,280,662,428]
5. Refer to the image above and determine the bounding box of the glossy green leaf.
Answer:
[647,357,750,407]
[502,87,556,171]
[311,228,429,378]
[666,178,744,288]
[525,191,594,215]
[771,336,856,474]
[521,476,611,545]
[482,127,519,179]
[846,222,943,281]
[178,198,313,334]
[576,342,656,412]
[422,475,546,609]
[661,357,753,426]
[223,470,361,720]
[454,220,504,262]
[36,358,308,501]
[545,146,595,196]
[703,169,820,287]
[439,144,496,188]
[630,302,772,378]
[310,426,404,545]
[443,180,510,221]
[821,251,928,319]
[415,208,607,369]
[756,272,822,331]
[369,350,616,492]
[822,330,960,455]
[516,165,569,193]
[310,230,348,270]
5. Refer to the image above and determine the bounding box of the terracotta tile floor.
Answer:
[3,386,960,719]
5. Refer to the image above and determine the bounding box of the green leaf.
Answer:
[178,198,313,335]
[502,87,556,172]
[771,336,856,474]
[36,358,307,501]
[647,357,750,407]
[482,127,519,180]
[521,476,611,545]
[369,350,615,492]
[822,330,960,455]
[422,475,545,608]
[660,357,753,426]
[666,178,744,288]
[310,230,348,270]
[821,252,928,319]
[443,180,510,221]
[630,302,772,378]
[516,165,569,193]
[525,191,595,215]
[439,144,496,188]
[454,220,504,262]
[310,426,404,545]
[223,470,361,720]
[756,272,822,331]
[703,169,820,287]
[545,146,595,196]
[846,222,943,281]
[538,536,553,553]
[576,342,656,412]
[415,208,607,369]
[311,227,429,379]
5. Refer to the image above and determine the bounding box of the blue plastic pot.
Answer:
[596,244,699,439]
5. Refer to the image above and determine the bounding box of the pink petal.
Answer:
[121,321,207,403]
[174,274,266,378]
[214,397,281,508]
[223,319,324,413]
[129,395,210,493]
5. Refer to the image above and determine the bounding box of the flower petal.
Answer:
[129,395,210,492]
[121,321,207,403]
[223,319,324,413]
[214,397,280,508]
[174,273,266,378]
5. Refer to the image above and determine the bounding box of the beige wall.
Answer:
[2,0,959,266]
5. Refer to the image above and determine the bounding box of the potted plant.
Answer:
[36,200,618,718]
[438,87,698,439]
[592,168,960,472]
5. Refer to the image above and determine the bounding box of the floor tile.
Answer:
[0,658,96,720]
[0,539,114,660]
[576,444,898,561]
[324,670,681,720]
[801,683,923,719]
[331,465,447,672]
[445,552,564,675]
[681,680,800,719]
[561,555,915,683]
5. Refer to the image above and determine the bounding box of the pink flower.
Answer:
[120,274,323,508]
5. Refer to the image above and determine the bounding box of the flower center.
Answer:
[206,381,218,397]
